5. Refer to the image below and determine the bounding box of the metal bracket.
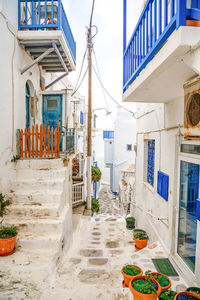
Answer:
[53,42,69,74]
[45,73,68,90]
[21,47,55,75]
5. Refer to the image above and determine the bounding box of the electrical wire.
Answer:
[92,64,137,118]
[89,0,95,27]
[71,67,88,97]
[92,49,110,112]
[71,46,88,96]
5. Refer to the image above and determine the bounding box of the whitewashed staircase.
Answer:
[4,159,72,272]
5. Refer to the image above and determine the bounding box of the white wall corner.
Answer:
[182,48,200,75]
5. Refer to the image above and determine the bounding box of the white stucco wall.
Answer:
[0,4,41,193]
[134,95,200,284]
[112,109,136,192]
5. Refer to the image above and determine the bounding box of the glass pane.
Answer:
[181,144,200,155]
[47,100,57,108]
[178,161,199,272]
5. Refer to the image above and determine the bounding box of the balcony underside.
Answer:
[123,27,200,103]
[18,31,75,73]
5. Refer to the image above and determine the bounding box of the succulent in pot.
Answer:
[145,270,171,290]
[133,228,147,235]
[159,289,177,300]
[121,264,143,288]
[134,232,149,249]
[126,217,135,229]
[129,275,161,300]
[186,288,200,299]
[0,226,18,256]
[175,292,200,299]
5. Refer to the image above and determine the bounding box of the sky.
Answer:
[63,0,144,129]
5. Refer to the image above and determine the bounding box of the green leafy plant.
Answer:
[134,232,148,240]
[91,166,102,182]
[132,278,157,294]
[126,217,135,222]
[159,289,177,300]
[123,265,140,276]
[145,270,169,287]
[11,155,20,163]
[91,198,100,213]
[187,288,200,296]
[0,193,11,217]
[0,226,18,239]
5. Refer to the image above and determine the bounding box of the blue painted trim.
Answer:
[103,130,114,140]
[196,199,200,221]
[157,171,169,201]
[18,0,76,65]
[123,0,200,93]
[123,0,127,54]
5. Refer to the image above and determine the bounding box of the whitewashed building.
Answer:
[0,0,87,271]
[104,108,136,194]
[123,0,200,285]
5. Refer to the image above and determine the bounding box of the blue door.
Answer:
[42,94,62,149]
[178,161,199,272]
[26,83,30,129]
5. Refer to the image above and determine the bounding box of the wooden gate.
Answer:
[20,124,60,158]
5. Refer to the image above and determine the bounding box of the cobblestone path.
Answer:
[42,185,187,300]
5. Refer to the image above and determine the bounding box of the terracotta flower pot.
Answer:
[175,291,200,299]
[150,272,171,291]
[0,235,17,256]
[121,265,143,288]
[134,236,149,249]
[129,275,162,300]
[186,20,200,27]
[186,288,200,299]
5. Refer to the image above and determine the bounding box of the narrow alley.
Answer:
[41,184,187,300]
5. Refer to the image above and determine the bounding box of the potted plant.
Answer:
[134,232,149,249]
[186,288,200,299]
[145,270,171,291]
[121,264,143,288]
[0,226,18,256]
[175,292,200,299]
[159,289,177,300]
[91,166,102,182]
[133,228,147,235]
[126,217,135,229]
[129,275,161,300]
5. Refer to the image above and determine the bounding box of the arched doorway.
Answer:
[25,82,30,129]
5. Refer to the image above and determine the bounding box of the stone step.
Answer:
[14,158,64,170]
[15,168,66,180]
[6,203,61,218]
[16,231,62,251]
[3,205,70,233]
[11,178,65,191]
[7,189,64,204]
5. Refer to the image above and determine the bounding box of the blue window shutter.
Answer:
[157,171,169,201]
[147,140,155,186]
[196,200,200,221]
[80,111,84,125]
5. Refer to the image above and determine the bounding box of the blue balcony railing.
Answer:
[123,0,200,93]
[18,0,76,65]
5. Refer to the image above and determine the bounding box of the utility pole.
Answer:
[86,13,93,211]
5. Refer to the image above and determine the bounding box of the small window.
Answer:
[127,144,132,151]
[144,140,155,186]
[47,100,57,108]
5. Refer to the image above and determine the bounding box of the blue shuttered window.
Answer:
[196,200,200,221]
[80,111,84,125]
[147,140,155,186]
[157,171,169,201]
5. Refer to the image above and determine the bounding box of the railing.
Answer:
[123,0,200,93]
[65,128,75,154]
[72,182,84,205]
[18,0,76,65]
[19,124,60,158]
